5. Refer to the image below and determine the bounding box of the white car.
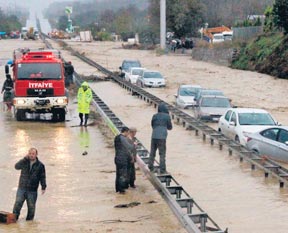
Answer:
[125,67,146,84]
[174,84,202,109]
[218,108,278,146]
[136,70,165,88]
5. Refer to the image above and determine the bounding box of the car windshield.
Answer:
[238,113,276,125]
[201,97,230,108]
[143,72,163,79]
[196,90,223,100]
[132,69,143,75]
[17,63,62,80]
[123,61,141,71]
[179,87,200,96]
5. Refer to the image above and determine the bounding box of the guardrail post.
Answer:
[219,143,223,150]
[229,149,232,156]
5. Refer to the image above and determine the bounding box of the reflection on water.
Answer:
[78,127,90,149]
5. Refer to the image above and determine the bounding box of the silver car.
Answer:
[174,84,202,109]
[194,89,224,104]
[246,126,288,163]
[136,70,165,88]
[194,95,231,122]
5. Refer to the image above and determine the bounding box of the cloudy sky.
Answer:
[1,0,75,13]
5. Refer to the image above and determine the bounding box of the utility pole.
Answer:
[160,0,166,50]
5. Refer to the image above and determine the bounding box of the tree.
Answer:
[272,0,288,34]
[57,15,69,31]
[149,0,205,38]
[264,6,274,33]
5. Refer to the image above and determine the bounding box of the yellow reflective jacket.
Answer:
[77,87,92,114]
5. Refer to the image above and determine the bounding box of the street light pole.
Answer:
[160,0,166,50]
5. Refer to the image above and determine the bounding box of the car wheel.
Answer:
[235,135,240,143]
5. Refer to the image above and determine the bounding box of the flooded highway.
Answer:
[0,40,186,233]
[1,38,288,233]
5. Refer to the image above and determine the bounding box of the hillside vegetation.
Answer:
[231,33,288,79]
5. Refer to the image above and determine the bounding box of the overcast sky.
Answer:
[1,0,75,14]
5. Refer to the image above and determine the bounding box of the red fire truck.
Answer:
[10,48,68,121]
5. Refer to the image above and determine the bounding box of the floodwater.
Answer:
[2,38,288,233]
[89,81,288,233]
[0,40,186,233]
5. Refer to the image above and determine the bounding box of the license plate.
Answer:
[212,117,219,121]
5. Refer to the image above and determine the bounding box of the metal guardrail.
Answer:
[40,34,226,233]
[68,49,288,189]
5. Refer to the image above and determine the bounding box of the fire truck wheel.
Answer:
[16,110,26,121]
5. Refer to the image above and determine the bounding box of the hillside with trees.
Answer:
[0,8,26,36]
[231,0,288,79]
[44,0,287,79]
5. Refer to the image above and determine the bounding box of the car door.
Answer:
[125,68,131,82]
[258,128,280,158]
[226,111,237,139]
[175,87,181,107]
[219,110,232,136]
[275,129,288,162]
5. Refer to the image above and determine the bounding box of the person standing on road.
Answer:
[64,61,74,87]
[1,74,14,110]
[114,127,134,194]
[12,148,46,221]
[148,103,172,174]
[77,81,92,127]
[127,127,138,188]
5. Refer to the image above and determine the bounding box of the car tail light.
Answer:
[246,137,252,143]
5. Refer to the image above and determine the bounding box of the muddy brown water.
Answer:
[1,39,288,232]
[0,40,185,233]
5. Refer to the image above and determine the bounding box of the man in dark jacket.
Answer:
[12,148,46,221]
[64,61,74,87]
[148,103,172,174]
[1,74,14,110]
[114,127,134,194]
[127,127,138,188]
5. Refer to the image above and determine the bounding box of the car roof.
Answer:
[179,84,201,89]
[200,89,223,93]
[265,126,288,131]
[123,59,140,62]
[143,70,161,73]
[226,108,269,113]
[130,67,145,70]
[200,95,230,99]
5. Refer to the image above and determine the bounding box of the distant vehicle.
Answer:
[21,27,27,39]
[136,70,165,88]
[174,84,202,109]
[218,108,278,146]
[194,89,224,104]
[246,126,288,163]
[119,60,141,78]
[212,33,225,43]
[223,31,233,41]
[194,95,231,122]
[125,67,146,84]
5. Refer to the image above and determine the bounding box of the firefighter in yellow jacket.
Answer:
[77,82,92,126]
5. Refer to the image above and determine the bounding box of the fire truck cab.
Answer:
[11,48,68,121]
